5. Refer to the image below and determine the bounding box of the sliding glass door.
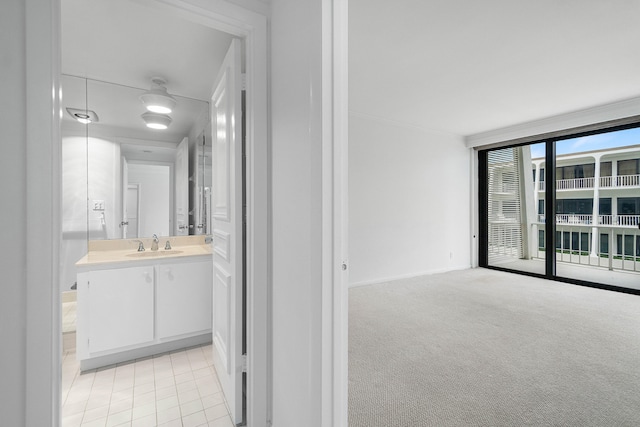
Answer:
[482,143,546,275]
[479,124,640,292]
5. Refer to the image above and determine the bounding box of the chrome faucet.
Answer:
[136,240,145,252]
[151,234,159,251]
[165,240,172,250]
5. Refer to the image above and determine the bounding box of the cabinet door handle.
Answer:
[143,271,152,283]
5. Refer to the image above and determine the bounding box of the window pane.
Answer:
[486,145,544,275]
[582,163,595,178]
[581,233,590,253]
[625,235,634,256]
[618,198,640,215]
[618,159,638,176]
[555,128,640,289]
[600,233,609,255]
[571,232,579,251]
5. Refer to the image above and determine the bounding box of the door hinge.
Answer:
[242,354,247,373]
[241,73,247,90]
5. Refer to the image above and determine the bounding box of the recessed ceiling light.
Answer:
[66,107,99,124]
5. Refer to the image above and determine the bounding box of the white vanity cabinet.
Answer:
[76,255,212,371]
[157,260,212,339]
[77,266,154,355]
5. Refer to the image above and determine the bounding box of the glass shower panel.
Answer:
[60,74,89,349]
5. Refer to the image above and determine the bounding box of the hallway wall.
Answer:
[271,0,324,424]
[349,114,472,286]
[0,0,27,425]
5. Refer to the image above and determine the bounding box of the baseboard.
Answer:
[349,264,471,288]
[79,333,212,372]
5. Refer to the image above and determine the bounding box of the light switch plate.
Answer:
[93,200,105,211]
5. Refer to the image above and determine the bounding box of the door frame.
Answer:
[126,183,141,239]
[321,0,350,426]
[25,0,268,425]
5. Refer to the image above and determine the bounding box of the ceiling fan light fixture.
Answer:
[139,77,176,114]
[142,111,172,130]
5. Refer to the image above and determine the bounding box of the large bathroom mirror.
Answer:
[60,74,214,291]
[61,74,211,240]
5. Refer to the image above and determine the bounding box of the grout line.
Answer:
[62,344,223,427]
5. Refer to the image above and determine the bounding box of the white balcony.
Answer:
[600,175,640,188]
[556,177,594,190]
[536,174,640,191]
[612,174,640,188]
[536,214,640,227]
[555,214,593,224]
[600,215,640,227]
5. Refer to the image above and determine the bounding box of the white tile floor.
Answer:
[61,344,234,427]
[62,301,77,334]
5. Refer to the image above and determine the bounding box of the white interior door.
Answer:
[121,156,129,238]
[211,38,243,425]
[175,137,189,235]
[126,184,140,238]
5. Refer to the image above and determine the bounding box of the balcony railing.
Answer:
[600,176,612,187]
[556,214,593,224]
[536,223,640,273]
[536,174,640,191]
[556,177,594,190]
[615,174,640,187]
[537,214,640,227]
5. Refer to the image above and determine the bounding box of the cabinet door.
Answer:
[157,260,212,339]
[87,266,154,354]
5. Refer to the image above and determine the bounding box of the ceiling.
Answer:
[349,0,640,137]
[61,0,233,145]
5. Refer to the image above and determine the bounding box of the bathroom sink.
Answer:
[126,250,184,258]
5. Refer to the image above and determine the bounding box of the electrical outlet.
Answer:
[93,200,105,211]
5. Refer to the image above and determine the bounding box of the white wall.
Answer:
[0,0,27,424]
[349,114,472,286]
[271,0,324,425]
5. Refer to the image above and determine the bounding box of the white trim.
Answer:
[465,96,640,148]
[26,0,61,425]
[37,1,269,426]
[321,0,349,426]
[348,265,473,289]
[470,147,479,268]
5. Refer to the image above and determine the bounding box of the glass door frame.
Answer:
[478,121,640,296]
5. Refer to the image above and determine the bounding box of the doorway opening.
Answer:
[55,0,268,425]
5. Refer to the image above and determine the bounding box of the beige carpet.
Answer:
[348,268,640,426]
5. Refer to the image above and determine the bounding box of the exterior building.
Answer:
[532,145,640,263]
[486,143,640,276]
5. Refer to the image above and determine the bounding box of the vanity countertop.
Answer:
[76,236,212,268]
